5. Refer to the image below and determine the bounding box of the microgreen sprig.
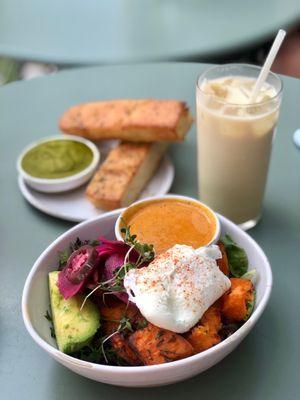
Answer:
[120,219,155,266]
[100,314,133,363]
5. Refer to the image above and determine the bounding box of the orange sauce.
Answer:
[121,198,217,254]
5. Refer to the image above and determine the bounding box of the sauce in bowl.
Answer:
[21,140,93,179]
[119,197,219,254]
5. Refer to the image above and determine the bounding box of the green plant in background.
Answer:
[0,58,20,84]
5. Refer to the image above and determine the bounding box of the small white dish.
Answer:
[16,135,100,193]
[18,156,175,222]
[115,194,220,244]
[22,207,272,387]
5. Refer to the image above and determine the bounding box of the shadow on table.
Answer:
[47,306,281,400]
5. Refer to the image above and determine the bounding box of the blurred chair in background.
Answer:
[273,28,300,77]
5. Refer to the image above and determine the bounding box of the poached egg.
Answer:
[124,244,231,333]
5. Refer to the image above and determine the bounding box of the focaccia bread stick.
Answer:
[86,141,168,210]
[59,99,193,142]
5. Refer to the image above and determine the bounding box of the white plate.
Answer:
[18,155,174,222]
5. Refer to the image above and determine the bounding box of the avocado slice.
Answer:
[48,271,100,354]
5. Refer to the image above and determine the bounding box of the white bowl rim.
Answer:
[115,194,221,246]
[22,208,272,375]
[16,134,100,185]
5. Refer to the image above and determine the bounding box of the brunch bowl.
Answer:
[22,204,272,387]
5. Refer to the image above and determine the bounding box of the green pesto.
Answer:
[21,140,93,179]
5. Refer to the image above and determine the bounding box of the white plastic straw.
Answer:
[249,29,286,103]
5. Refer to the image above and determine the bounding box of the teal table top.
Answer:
[0,0,300,64]
[1,63,300,399]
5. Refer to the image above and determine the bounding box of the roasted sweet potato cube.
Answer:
[217,242,230,276]
[100,302,144,365]
[221,278,255,321]
[185,305,222,353]
[100,301,127,321]
[100,302,143,334]
[129,323,194,365]
[110,333,142,366]
[100,302,127,334]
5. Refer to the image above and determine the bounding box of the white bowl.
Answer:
[22,208,272,387]
[115,194,221,245]
[17,135,100,193]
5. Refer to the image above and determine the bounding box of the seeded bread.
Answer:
[59,99,193,142]
[86,141,169,210]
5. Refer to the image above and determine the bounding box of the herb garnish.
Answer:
[73,343,127,365]
[136,319,148,330]
[44,309,56,339]
[121,219,155,264]
[70,238,100,253]
[219,322,241,340]
[220,234,248,277]
[241,269,256,281]
[58,250,69,268]
[244,290,256,321]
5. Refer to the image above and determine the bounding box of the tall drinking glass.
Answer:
[196,64,282,229]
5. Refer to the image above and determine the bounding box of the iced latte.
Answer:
[196,64,282,228]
